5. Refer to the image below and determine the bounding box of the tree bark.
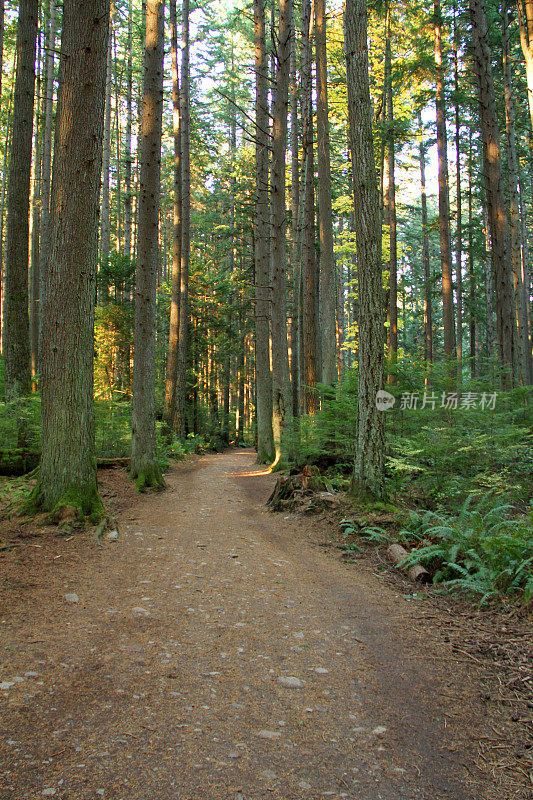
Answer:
[175,0,191,440]
[470,0,519,386]
[254,0,275,462]
[237,323,245,444]
[124,0,133,262]
[163,0,182,429]
[0,53,13,357]
[418,111,433,365]
[29,27,42,379]
[345,0,385,499]
[290,0,300,418]
[0,1,3,115]
[483,204,495,371]
[0,0,3,350]
[336,223,345,378]
[99,12,113,276]
[518,170,533,384]
[517,0,533,135]
[315,0,336,386]
[270,0,292,462]
[130,0,165,489]
[300,0,318,414]
[225,71,237,443]
[28,0,110,518]
[503,0,531,384]
[3,0,38,400]
[467,127,476,377]
[38,0,58,342]
[453,2,462,371]
[113,28,123,257]
[386,19,397,370]
[434,0,455,371]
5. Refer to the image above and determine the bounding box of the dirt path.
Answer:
[0,451,516,799]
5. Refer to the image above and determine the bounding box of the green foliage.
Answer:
[360,526,393,545]
[398,498,533,605]
[284,368,531,515]
[386,384,533,508]
[286,369,531,609]
[0,393,41,452]
[283,376,359,471]
[95,399,188,468]
[94,400,131,459]
[97,253,135,299]
[94,302,134,400]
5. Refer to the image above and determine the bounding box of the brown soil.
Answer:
[0,450,531,800]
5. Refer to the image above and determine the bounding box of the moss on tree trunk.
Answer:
[130,462,165,493]
[32,0,111,526]
[24,478,105,525]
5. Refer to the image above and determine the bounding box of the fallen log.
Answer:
[386,543,432,584]
[0,452,132,477]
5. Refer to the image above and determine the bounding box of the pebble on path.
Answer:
[277,676,304,688]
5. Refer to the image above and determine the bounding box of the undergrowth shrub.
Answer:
[398,497,533,606]
[0,394,41,452]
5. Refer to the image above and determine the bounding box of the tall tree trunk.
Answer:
[0,0,3,349]
[300,0,317,414]
[270,0,292,462]
[124,0,133,261]
[175,0,191,440]
[29,26,42,378]
[315,0,336,386]
[0,1,4,115]
[237,321,245,444]
[386,22,398,370]
[382,9,391,350]
[434,0,455,370]
[518,170,533,383]
[345,0,385,499]
[290,0,300,418]
[418,111,433,365]
[175,0,190,439]
[100,13,113,276]
[483,203,495,372]
[38,0,58,343]
[163,0,182,429]
[503,0,531,383]
[224,73,237,443]
[468,127,476,378]
[113,28,123,256]
[470,0,519,386]
[336,222,345,378]
[28,0,110,518]
[517,0,533,135]
[3,0,38,400]
[254,0,274,462]
[0,57,13,356]
[349,210,359,370]
[483,200,494,377]
[453,2,463,371]
[130,0,165,489]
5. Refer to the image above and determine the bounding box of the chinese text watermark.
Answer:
[376,390,497,411]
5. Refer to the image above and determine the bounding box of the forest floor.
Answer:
[0,450,531,800]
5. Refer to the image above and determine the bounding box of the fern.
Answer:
[398,497,533,605]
